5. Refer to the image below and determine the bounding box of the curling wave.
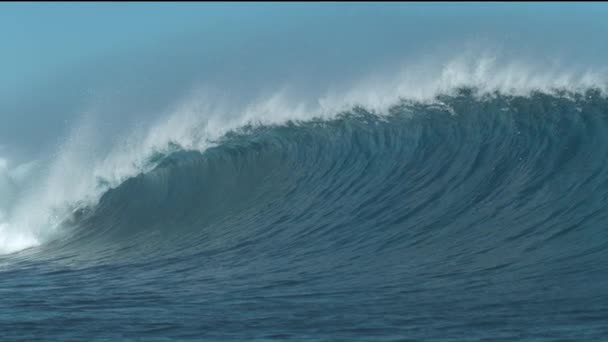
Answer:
[18,88,608,267]
[3,86,608,339]
[2,54,608,257]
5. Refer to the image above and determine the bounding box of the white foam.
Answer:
[1,51,607,255]
[320,52,607,113]
[0,158,43,254]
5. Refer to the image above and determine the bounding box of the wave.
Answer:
[1,54,608,257]
[1,86,607,271]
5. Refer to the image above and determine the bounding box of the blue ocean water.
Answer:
[1,88,608,340]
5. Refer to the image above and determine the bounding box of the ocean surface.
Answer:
[2,87,608,340]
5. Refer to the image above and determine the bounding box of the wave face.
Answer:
[3,89,608,340]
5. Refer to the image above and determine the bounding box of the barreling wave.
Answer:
[4,83,608,338]
[1,54,608,260]
[4,86,608,271]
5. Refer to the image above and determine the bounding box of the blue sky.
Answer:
[1,2,608,156]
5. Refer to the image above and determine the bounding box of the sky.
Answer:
[1,2,608,158]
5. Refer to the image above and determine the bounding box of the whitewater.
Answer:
[2,53,608,340]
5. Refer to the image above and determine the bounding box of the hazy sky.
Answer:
[2,2,608,157]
